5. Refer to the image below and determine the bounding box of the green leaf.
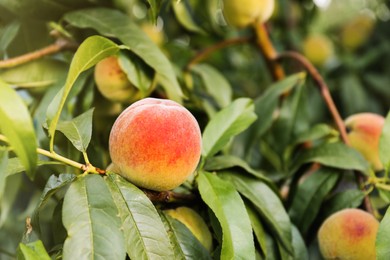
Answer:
[291,142,369,174]
[172,0,206,34]
[0,59,67,87]
[105,174,174,259]
[202,98,257,158]
[197,172,255,259]
[376,206,390,260]
[0,81,37,178]
[219,171,293,254]
[0,20,20,52]
[321,189,365,218]
[56,108,94,152]
[291,124,339,147]
[62,174,126,260]
[64,8,184,102]
[252,72,306,139]
[191,64,232,108]
[145,0,162,23]
[17,240,51,260]
[31,174,76,236]
[245,203,267,258]
[46,35,119,149]
[0,149,8,205]
[118,51,153,95]
[160,212,212,260]
[204,155,272,185]
[289,167,340,234]
[291,225,309,260]
[380,111,390,173]
[0,173,22,227]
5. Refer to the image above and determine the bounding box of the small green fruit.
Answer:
[341,14,375,51]
[318,208,379,260]
[165,207,213,252]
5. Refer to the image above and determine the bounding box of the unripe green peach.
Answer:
[302,34,333,67]
[165,207,213,252]
[109,98,202,191]
[94,56,140,103]
[341,14,375,51]
[345,113,385,171]
[318,208,379,260]
[222,0,274,28]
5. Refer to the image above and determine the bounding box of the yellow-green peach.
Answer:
[141,23,165,46]
[345,113,385,171]
[318,208,379,260]
[94,56,140,103]
[109,98,202,191]
[222,0,274,28]
[303,34,333,67]
[341,14,375,51]
[165,207,213,251]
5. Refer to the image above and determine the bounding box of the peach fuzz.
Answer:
[109,98,202,191]
[318,208,379,260]
[345,113,385,171]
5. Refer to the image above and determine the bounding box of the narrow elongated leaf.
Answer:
[289,168,340,234]
[197,172,255,259]
[105,174,174,260]
[32,174,76,235]
[62,174,126,260]
[245,202,267,258]
[56,108,94,152]
[204,154,267,178]
[376,206,390,260]
[252,72,306,139]
[0,149,8,204]
[321,189,365,218]
[0,81,37,178]
[172,1,205,34]
[219,172,293,254]
[64,8,184,102]
[191,64,232,108]
[0,174,22,226]
[160,212,212,260]
[0,20,20,53]
[202,98,257,158]
[47,36,119,148]
[291,142,369,174]
[379,111,390,173]
[291,225,309,260]
[17,240,51,260]
[145,0,162,23]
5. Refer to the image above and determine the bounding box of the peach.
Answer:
[318,208,379,260]
[141,23,165,46]
[341,14,375,51]
[94,56,140,103]
[165,207,213,252]
[303,34,333,67]
[109,98,202,191]
[222,0,274,28]
[345,113,385,171]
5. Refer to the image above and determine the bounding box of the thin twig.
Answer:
[252,22,285,81]
[186,37,251,70]
[0,39,77,69]
[276,50,374,214]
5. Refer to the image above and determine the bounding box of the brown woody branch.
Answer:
[143,189,197,203]
[0,38,77,69]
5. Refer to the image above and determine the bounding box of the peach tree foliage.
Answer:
[0,1,390,260]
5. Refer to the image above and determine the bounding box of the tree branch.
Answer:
[143,189,197,203]
[0,39,77,69]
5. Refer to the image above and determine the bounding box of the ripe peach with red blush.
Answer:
[109,98,202,191]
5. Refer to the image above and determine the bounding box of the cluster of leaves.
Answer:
[0,0,390,259]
